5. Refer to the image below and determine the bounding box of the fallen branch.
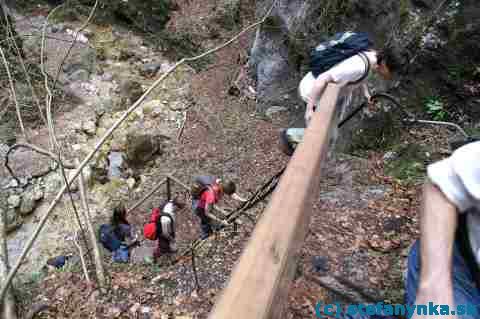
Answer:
[0,1,277,301]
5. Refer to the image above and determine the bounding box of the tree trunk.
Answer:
[0,206,17,319]
[76,160,107,288]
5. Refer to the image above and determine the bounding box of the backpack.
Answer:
[190,181,209,200]
[143,208,175,240]
[99,224,122,252]
[310,31,373,81]
[112,244,129,263]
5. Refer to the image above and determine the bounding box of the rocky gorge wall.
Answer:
[249,0,480,151]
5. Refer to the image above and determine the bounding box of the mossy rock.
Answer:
[384,144,429,183]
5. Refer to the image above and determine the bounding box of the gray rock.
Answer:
[107,152,126,179]
[44,173,64,195]
[4,208,22,233]
[126,177,136,189]
[69,69,90,82]
[115,80,143,111]
[140,61,162,77]
[125,132,160,167]
[82,120,97,136]
[101,72,114,82]
[265,105,287,119]
[383,151,398,163]
[6,179,18,188]
[20,189,40,216]
[7,195,21,208]
[95,99,113,117]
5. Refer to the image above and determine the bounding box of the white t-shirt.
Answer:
[427,141,480,263]
[298,51,375,104]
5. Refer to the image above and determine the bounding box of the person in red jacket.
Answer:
[191,176,243,239]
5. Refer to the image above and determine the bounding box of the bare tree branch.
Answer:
[73,231,91,283]
[77,158,107,288]
[0,0,278,301]
[0,205,17,319]
[1,7,47,126]
[0,45,27,142]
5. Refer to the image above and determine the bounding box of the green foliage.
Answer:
[213,0,241,31]
[425,96,447,121]
[399,0,410,27]
[317,0,354,36]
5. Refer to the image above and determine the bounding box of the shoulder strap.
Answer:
[348,52,370,85]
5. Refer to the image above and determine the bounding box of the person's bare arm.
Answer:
[305,73,334,124]
[412,181,457,318]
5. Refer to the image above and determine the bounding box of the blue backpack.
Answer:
[98,224,122,252]
[112,244,129,263]
[310,31,373,79]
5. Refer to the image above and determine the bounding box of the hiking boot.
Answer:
[279,129,295,156]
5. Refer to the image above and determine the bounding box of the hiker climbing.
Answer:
[279,31,402,156]
[143,200,179,261]
[405,141,480,319]
[191,176,245,239]
[99,205,137,263]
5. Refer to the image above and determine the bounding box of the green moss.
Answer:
[349,112,402,154]
[399,0,410,28]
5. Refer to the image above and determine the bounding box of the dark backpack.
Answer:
[190,181,209,200]
[310,31,373,80]
[99,224,122,252]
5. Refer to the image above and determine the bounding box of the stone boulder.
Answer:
[125,132,161,167]
[19,185,44,216]
[115,80,144,111]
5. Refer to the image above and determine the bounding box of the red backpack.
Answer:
[143,208,161,240]
[143,207,175,240]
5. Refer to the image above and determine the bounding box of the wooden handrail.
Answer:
[209,85,341,319]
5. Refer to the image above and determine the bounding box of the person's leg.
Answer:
[153,235,171,259]
[406,240,480,318]
[195,208,212,238]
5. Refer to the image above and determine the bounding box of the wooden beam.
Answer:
[208,85,341,319]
